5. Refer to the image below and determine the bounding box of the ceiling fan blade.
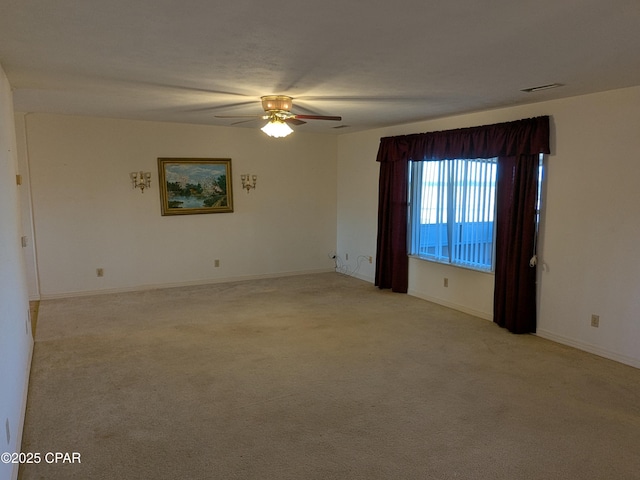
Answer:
[230,119,260,126]
[185,101,258,113]
[215,114,265,119]
[285,118,306,126]
[294,114,342,121]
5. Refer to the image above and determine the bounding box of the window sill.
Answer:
[408,255,495,275]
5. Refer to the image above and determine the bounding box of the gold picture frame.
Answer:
[158,158,233,215]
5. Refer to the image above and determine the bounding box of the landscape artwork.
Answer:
[158,158,233,215]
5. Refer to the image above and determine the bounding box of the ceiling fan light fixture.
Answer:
[261,119,293,138]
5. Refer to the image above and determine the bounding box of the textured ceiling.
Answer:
[1,0,639,134]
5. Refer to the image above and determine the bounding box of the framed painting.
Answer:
[158,158,233,215]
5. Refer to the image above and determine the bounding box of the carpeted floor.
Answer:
[19,273,640,479]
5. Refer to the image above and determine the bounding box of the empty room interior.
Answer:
[1,2,639,479]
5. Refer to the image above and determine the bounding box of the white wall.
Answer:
[337,86,640,368]
[536,87,640,368]
[16,86,640,370]
[19,114,338,297]
[14,116,39,300]
[0,64,33,480]
[334,132,380,281]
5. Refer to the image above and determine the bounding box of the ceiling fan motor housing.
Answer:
[261,95,292,112]
[214,95,340,126]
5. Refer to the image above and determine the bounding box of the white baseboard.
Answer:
[37,274,639,370]
[404,296,639,369]
[407,289,493,321]
[341,271,374,283]
[535,329,640,369]
[39,269,335,300]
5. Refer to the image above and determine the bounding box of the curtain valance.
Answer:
[376,116,550,162]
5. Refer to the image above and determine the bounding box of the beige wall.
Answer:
[337,86,640,368]
[20,114,338,297]
[15,86,640,369]
[0,64,33,480]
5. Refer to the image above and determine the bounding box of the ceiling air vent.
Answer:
[521,83,563,93]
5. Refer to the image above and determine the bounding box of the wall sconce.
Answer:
[130,171,151,193]
[241,174,257,193]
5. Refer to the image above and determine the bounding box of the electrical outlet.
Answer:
[368,256,373,264]
[96,268,104,277]
[591,314,599,328]
[444,278,449,288]
[214,259,220,268]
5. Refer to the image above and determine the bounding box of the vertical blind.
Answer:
[409,157,497,271]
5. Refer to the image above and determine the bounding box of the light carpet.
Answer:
[19,273,640,479]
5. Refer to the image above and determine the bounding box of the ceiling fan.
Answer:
[214,95,342,137]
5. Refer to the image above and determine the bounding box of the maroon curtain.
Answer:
[375,158,409,292]
[375,116,550,333]
[493,154,540,333]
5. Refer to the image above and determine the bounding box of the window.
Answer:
[408,158,497,272]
